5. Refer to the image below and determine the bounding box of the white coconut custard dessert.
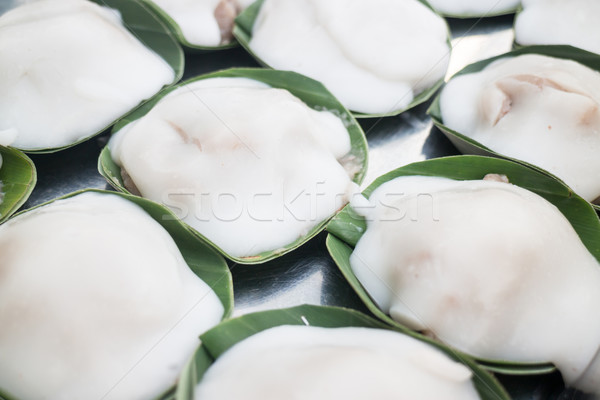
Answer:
[515,0,600,55]
[426,0,520,17]
[439,54,600,202]
[0,192,224,400]
[247,0,450,115]
[0,0,175,151]
[109,76,361,258]
[349,175,600,396]
[193,325,481,399]
[149,0,255,47]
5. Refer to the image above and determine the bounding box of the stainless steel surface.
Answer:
[18,13,585,400]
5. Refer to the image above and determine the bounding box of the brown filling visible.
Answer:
[581,103,599,125]
[168,121,203,151]
[339,153,361,180]
[483,173,509,183]
[488,74,599,126]
[119,121,204,197]
[421,329,438,340]
[214,0,238,45]
[121,168,142,197]
[492,94,512,126]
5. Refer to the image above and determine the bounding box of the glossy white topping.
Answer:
[515,0,600,55]
[194,325,480,399]
[0,0,174,150]
[440,54,600,201]
[427,0,519,16]
[150,0,252,46]
[109,77,358,258]
[0,192,224,400]
[350,176,600,396]
[249,0,449,114]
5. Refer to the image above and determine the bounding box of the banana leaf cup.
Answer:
[326,155,600,376]
[6,0,184,154]
[98,68,368,265]
[137,0,242,51]
[0,188,234,400]
[428,45,600,211]
[233,0,451,118]
[174,305,510,400]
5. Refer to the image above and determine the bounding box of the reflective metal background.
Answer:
[19,12,585,400]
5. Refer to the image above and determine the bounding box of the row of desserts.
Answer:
[1,0,600,398]
[3,154,600,399]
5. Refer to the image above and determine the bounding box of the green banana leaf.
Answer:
[13,0,184,154]
[326,155,600,374]
[0,189,233,400]
[0,146,36,224]
[137,0,239,51]
[428,45,600,211]
[233,0,451,118]
[98,67,369,265]
[175,305,510,400]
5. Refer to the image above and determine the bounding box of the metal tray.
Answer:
[18,12,584,400]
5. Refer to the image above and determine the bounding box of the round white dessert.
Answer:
[248,0,450,114]
[0,192,224,400]
[194,325,480,399]
[350,175,600,396]
[515,0,600,55]
[0,0,174,150]
[439,54,600,202]
[109,77,359,258]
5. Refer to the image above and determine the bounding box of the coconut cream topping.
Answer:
[194,325,480,399]
[0,0,174,150]
[249,0,450,114]
[350,176,600,396]
[0,192,224,400]
[109,77,359,258]
[150,0,253,46]
[426,0,520,16]
[515,0,600,55]
[439,54,600,202]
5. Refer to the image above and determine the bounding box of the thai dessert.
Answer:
[149,0,255,46]
[194,325,481,399]
[438,54,600,202]
[427,0,520,16]
[109,76,360,258]
[247,0,450,114]
[515,0,600,55]
[0,0,174,150]
[349,175,600,396]
[0,192,224,400]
